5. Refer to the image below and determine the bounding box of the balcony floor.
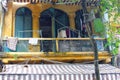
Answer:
[0,51,111,64]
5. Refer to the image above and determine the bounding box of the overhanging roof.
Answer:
[9,0,100,6]
[0,64,120,80]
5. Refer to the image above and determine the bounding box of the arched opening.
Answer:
[15,7,32,38]
[39,8,69,38]
[39,8,69,52]
[75,10,88,37]
[75,10,84,37]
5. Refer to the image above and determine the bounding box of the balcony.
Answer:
[0,38,111,64]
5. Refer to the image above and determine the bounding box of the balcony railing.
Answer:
[0,38,109,53]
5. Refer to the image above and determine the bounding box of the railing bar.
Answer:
[2,37,105,41]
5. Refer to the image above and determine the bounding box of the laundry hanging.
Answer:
[28,38,38,45]
[7,37,18,51]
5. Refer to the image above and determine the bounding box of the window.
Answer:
[15,7,32,38]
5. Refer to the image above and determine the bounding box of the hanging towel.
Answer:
[7,37,18,51]
[28,38,38,45]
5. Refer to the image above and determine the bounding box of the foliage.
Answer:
[100,0,120,55]
[105,23,120,55]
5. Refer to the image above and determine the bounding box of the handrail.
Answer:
[17,30,42,38]
[2,38,106,41]
[1,37,107,52]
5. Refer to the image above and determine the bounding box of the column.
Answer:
[32,14,40,38]
[51,8,56,52]
[68,13,76,29]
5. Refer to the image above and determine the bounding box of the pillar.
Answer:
[32,13,39,38]
[68,13,76,29]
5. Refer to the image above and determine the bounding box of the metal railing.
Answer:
[1,38,109,52]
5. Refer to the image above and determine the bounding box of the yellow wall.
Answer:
[2,2,88,38]
[2,2,13,37]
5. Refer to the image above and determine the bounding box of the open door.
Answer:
[39,8,69,52]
